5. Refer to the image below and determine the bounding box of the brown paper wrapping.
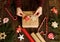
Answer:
[36,32,46,42]
[31,32,41,42]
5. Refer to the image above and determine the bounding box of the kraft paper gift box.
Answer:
[22,11,39,28]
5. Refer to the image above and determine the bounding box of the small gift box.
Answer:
[22,11,39,28]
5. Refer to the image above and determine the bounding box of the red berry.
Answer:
[16,27,21,33]
[48,33,54,39]
[24,16,30,21]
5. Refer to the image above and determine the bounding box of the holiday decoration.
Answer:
[24,16,30,21]
[46,17,48,35]
[1,0,60,42]
[0,32,7,40]
[38,17,46,32]
[38,17,48,35]
[48,5,60,41]
[36,32,46,42]
[31,32,41,42]
[16,25,22,33]
[3,18,9,24]
[21,28,35,42]
[0,20,15,42]
[51,21,58,28]
[51,7,58,15]
[22,11,39,28]
[47,33,54,39]
[40,31,44,35]
[16,25,35,42]
[5,8,17,21]
[18,34,24,41]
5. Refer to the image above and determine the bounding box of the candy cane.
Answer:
[5,8,17,20]
[37,17,48,35]
[46,17,48,35]
[37,17,46,32]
